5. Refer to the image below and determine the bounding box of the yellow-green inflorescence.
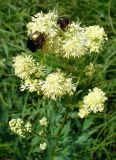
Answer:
[13,53,45,94]
[39,117,48,127]
[40,70,76,100]
[13,53,76,99]
[9,118,32,137]
[12,10,108,114]
[78,87,107,118]
[27,10,107,58]
[85,25,107,53]
[39,142,47,150]
[13,53,45,80]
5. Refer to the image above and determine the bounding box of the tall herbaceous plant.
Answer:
[10,10,108,159]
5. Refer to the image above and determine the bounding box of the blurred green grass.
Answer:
[0,0,116,159]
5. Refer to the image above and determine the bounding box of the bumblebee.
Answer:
[57,17,70,29]
[27,31,45,52]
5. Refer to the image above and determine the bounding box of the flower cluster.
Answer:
[13,53,45,94]
[9,118,32,137]
[79,87,107,118]
[10,10,109,156]
[40,142,47,150]
[78,108,89,118]
[27,11,107,59]
[85,25,107,53]
[13,54,45,80]
[41,70,76,100]
[27,10,59,38]
[61,22,88,58]
[20,79,41,94]
[13,53,75,99]
[39,117,48,150]
[39,117,48,127]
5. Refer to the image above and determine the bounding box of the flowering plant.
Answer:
[9,10,108,159]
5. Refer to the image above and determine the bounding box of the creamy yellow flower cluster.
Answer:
[13,54,44,80]
[9,118,32,137]
[40,70,76,100]
[13,53,45,94]
[27,11,59,39]
[27,11,107,58]
[9,117,48,149]
[13,54,75,100]
[78,87,107,118]
[39,117,48,150]
[39,117,48,127]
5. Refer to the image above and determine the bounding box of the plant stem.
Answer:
[22,91,29,119]
[51,112,68,160]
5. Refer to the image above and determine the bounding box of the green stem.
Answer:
[32,131,46,138]
[51,112,68,160]
[108,0,116,35]
[22,91,29,119]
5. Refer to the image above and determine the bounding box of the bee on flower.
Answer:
[26,10,107,59]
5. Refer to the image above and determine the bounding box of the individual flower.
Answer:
[85,25,107,53]
[79,87,107,118]
[9,118,32,137]
[40,70,76,100]
[39,117,48,127]
[13,53,45,80]
[61,22,88,58]
[40,142,47,150]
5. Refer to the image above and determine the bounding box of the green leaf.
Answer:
[61,120,71,137]
[31,136,40,146]
[69,111,77,118]
[82,117,94,130]
[76,134,90,144]
[0,110,8,123]
[53,156,63,160]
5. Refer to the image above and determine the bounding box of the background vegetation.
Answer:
[0,0,116,159]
